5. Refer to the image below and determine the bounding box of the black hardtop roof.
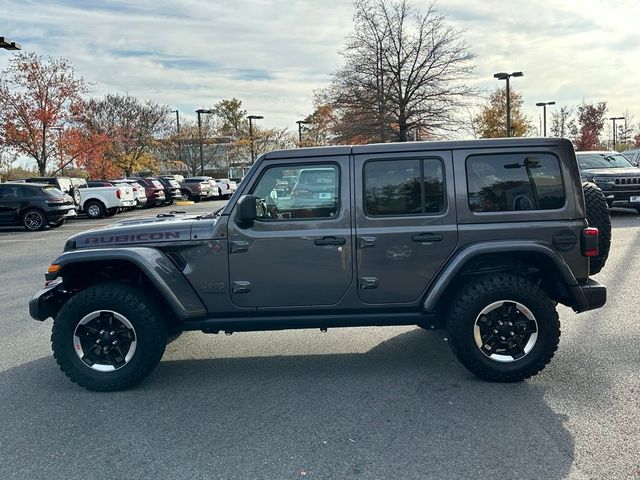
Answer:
[262,137,572,160]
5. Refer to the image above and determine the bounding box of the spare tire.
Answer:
[582,182,611,275]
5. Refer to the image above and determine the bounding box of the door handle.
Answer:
[411,233,443,243]
[314,236,346,246]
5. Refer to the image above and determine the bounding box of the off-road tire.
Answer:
[51,283,168,391]
[583,182,611,274]
[22,208,47,231]
[70,187,81,207]
[85,200,105,219]
[446,274,560,382]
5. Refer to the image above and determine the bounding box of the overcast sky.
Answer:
[2,0,639,138]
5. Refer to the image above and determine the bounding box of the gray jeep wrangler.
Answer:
[30,138,609,391]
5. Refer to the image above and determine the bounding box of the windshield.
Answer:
[577,153,633,169]
[151,180,164,188]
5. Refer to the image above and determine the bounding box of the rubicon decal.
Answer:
[82,231,182,245]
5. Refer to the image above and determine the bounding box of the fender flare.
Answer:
[48,247,207,320]
[422,240,580,312]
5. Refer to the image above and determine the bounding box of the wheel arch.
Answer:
[47,248,207,322]
[423,241,580,315]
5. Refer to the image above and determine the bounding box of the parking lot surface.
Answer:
[0,204,638,479]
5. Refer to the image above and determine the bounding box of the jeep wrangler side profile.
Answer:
[30,138,608,391]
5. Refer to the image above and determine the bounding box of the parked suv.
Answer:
[577,151,640,211]
[156,177,183,205]
[180,177,214,202]
[622,148,640,166]
[30,138,609,391]
[1,183,76,230]
[22,176,81,207]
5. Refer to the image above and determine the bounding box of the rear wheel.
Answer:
[583,182,611,274]
[446,274,560,382]
[51,283,168,391]
[104,208,118,217]
[85,200,105,219]
[22,209,47,231]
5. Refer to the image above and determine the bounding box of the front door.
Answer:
[227,156,353,308]
[354,150,458,304]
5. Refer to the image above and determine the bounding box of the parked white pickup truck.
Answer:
[78,183,136,219]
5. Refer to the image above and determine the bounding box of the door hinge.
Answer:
[358,236,376,248]
[229,241,249,254]
[359,277,379,289]
[232,281,251,294]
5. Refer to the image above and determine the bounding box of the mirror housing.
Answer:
[236,195,257,225]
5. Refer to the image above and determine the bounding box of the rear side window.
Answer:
[467,153,565,212]
[364,158,445,216]
[41,186,64,197]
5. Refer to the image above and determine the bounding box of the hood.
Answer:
[65,213,214,250]
[581,167,640,178]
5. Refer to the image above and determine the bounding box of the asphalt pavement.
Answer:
[0,204,638,480]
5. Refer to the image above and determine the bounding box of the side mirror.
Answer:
[236,195,257,225]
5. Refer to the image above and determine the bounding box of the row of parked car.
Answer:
[0,175,238,231]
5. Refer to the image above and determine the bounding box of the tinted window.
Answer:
[364,159,445,216]
[467,153,565,212]
[0,185,21,199]
[250,164,339,220]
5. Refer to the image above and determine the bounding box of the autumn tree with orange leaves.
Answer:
[0,52,88,175]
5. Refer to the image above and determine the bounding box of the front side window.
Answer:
[467,153,565,212]
[250,163,339,220]
[364,158,445,216]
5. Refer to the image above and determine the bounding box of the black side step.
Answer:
[182,312,435,333]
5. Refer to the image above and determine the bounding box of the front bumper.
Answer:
[29,283,69,321]
[600,189,640,208]
[571,279,606,313]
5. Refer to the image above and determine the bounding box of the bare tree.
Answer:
[550,106,578,139]
[328,0,475,142]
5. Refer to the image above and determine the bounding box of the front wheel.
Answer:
[446,274,560,382]
[51,283,168,391]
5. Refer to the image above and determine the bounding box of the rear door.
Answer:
[354,150,458,304]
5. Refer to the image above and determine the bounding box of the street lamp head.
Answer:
[0,37,21,50]
[493,72,508,79]
[609,116,625,120]
[535,102,545,107]
[196,109,215,114]
[296,120,312,125]
[248,115,264,120]
[511,71,524,77]
[548,101,556,105]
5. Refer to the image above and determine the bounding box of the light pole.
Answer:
[535,101,556,136]
[196,109,215,175]
[296,120,311,145]
[0,37,21,50]
[493,71,524,137]
[247,114,263,164]
[171,109,181,165]
[609,116,625,150]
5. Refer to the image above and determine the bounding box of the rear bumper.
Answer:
[570,279,606,313]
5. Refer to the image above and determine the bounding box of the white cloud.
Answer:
[1,0,639,138]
